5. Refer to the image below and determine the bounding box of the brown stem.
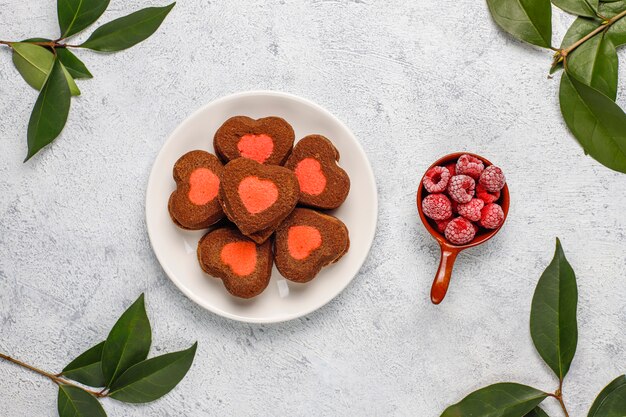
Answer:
[0,352,107,398]
[547,380,570,417]
[561,9,626,58]
[0,40,81,49]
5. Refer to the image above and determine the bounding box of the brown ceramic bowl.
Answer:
[416,152,510,305]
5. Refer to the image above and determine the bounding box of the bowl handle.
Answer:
[431,247,460,304]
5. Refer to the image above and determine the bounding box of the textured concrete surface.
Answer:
[0,1,625,416]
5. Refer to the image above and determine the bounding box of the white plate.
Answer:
[146,91,378,323]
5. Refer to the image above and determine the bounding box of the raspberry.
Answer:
[457,198,484,222]
[476,183,501,204]
[480,203,505,229]
[444,217,476,245]
[479,165,506,193]
[423,166,451,193]
[435,219,451,234]
[456,154,484,179]
[447,175,475,204]
[422,194,452,221]
[445,163,456,177]
[450,199,459,214]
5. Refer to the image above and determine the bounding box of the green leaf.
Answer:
[560,72,626,173]
[57,385,107,417]
[551,0,598,17]
[12,43,80,96]
[561,17,599,47]
[81,3,175,52]
[109,342,197,403]
[57,48,92,79]
[61,342,106,387]
[101,293,152,387]
[58,0,110,38]
[600,1,626,47]
[526,407,549,417]
[441,383,548,417]
[26,59,71,162]
[486,0,552,48]
[588,375,626,417]
[566,33,618,100]
[530,238,578,381]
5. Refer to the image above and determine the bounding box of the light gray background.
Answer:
[0,1,625,416]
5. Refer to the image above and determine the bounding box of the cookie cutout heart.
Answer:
[168,151,224,230]
[188,168,220,205]
[219,158,299,243]
[284,135,350,209]
[288,225,322,260]
[238,134,274,164]
[198,227,273,299]
[214,116,295,165]
[237,176,279,214]
[275,208,349,283]
[220,241,257,276]
[295,158,327,196]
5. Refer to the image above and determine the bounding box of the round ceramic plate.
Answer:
[146,91,378,323]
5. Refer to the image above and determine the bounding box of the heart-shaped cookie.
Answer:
[219,158,299,243]
[168,150,224,230]
[197,227,272,298]
[284,135,350,209]
[214,116,295,165]
[274,208,350,283]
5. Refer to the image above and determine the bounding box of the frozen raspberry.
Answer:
[423,166,451,193]
[479,165,506,193]
[445,163,456,177]
[422,194,452,221]
[456,154,485,179]
[450,199,459,214]
[445,217,476,245]
[447,175,475,204]
[476,183,501,204]
[457,198,485,222]
[435,219,451,234]
[480,203,505,229]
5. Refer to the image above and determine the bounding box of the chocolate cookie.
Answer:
[219,158,300,244]
[284,135,350,209]
[168,150,224,230]
[214,116,295,165]
[197,227,273,299]
[274,208,350,283]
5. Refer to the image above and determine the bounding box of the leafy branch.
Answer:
[486,0,626,174]
[0,294,197,417]
[0,0,176,162]
[440,239,626,417]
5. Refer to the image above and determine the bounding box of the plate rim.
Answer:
[145,90,378,324]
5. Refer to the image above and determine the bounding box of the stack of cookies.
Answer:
[168,116,351,298]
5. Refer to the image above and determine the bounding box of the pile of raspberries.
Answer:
[421,154,506,245]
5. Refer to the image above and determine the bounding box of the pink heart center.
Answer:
[238,176,279,214]
[295,158,326,196]
[238,134,274,164]
[288,225,322,260]
[188,168,220,205]
[220,241,257,276]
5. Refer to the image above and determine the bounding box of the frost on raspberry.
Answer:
[456,154,484,179]
[447,175,475,204]
[479,165,506,193]
[444,217,476,245]
[422,194,452,221]
[476,183,500,204]
[457,198,484,222]
[445,162,456,177]
[423,166,451,193]
[480,203,504,229]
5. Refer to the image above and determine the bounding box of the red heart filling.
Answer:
[238,176,279,214]
[188,168,220,205]
[295,158,327,196]
[220,241,257,276]
[288,225,322,260]
[238,134,274,164]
